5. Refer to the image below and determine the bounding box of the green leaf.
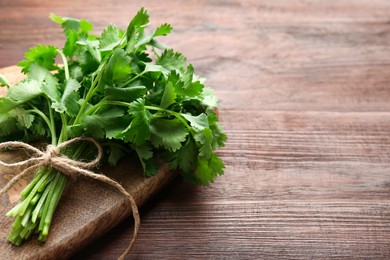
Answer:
[194,128,214,159]
[105,85,147,102]
[11,108,35,129]
[192,153,224,185]
[119,98,152,145]
[52,79,81,116]
[160,82,176,108]
[154,23,173,37]
[63,30,79,57]
[133,143,158,176]
[201,87,219,108]
[143,63,169,78]
[182,65,203,97]
[49,13,64,24]
[18,45,58,73]
[150,118,188,152]
[181,113,209,131]
[156,49,186,71]
[149,39,169,50]
[0,114,19,137]
[99,24,121,52]
[29,64,61,103]
[0,74,10,88]
[8,79,42,103]
[80,19,93,33]
[134,143,153,160]
[208,112,227,149]
[103,49,132,84]
[167,138,197,173]
[77,46,100,74]
[126,7,150,52]
[50,13,92,34]
[106,142,128,166]
[0,97,20,113]
[166,70,202,97]
[70,107,126,139]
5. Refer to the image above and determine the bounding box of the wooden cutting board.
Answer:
[0,66,177,259]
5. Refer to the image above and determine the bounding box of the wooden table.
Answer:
[1,0,389,258]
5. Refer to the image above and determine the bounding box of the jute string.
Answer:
[0,137,139,260]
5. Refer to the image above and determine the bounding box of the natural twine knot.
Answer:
[42,145,59,165]
[0,137,139,260]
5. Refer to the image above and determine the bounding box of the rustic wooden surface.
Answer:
[1,0,390,259]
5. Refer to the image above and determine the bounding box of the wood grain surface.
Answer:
[1,0,390,259]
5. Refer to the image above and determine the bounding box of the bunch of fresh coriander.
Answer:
[0,8,226,245]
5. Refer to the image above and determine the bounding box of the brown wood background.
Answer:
[1,0,390,259]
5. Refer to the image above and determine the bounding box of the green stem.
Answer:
[117,71,145,88]
[73,63,106,125]
[28,106,57,144]
[97,101,195,135]
[58,113,68,143]
[58,50,69,81]
[47,100,57,145]
[145,105,194,135]
[85,96,108,115]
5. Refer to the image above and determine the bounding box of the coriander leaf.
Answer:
[18,45,58,73]
[133,143,158,176]
[50,13,92,34]
[8,79,42,103]
[143,157,158,176]
[191,153,224,185]
[166,138,197,173]
[80,19,93,33]
[143,63,169,77]
[0,114,19,137]
[126,7,150,52]
[0,97,20,113]
[160,81,176,108]
[99,24,121,52]
[0,74,10,88]
[28,63,50,84]
[11,108,35,129]
[69,107,125,139]
[77,46,100,74]
[149,39,169,50]
[208,112,227,149]
[106,142,128,166]
[63,30,79,57]
[102,49,132,84]
[51,14,94,57]
[194,128,214,159]
[150,118,188,152]
[118,98,152,145]
[29,64,61,103]
[181,113,209,131]
[29,118,49,139]
[52,79,81,116]
[167,70,202,98]
[134,32,154,50]
[105,85,147,102]
[154,23,173,37]
[201,87,219,108]
[49,13,64,24]
[182,64,203,97]
[156,49,186,71]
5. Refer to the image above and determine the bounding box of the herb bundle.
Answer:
[0,8,226,245]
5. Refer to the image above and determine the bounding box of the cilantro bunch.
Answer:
[0,8,226,245]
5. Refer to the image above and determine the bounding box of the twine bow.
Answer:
[0,137,139,260]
